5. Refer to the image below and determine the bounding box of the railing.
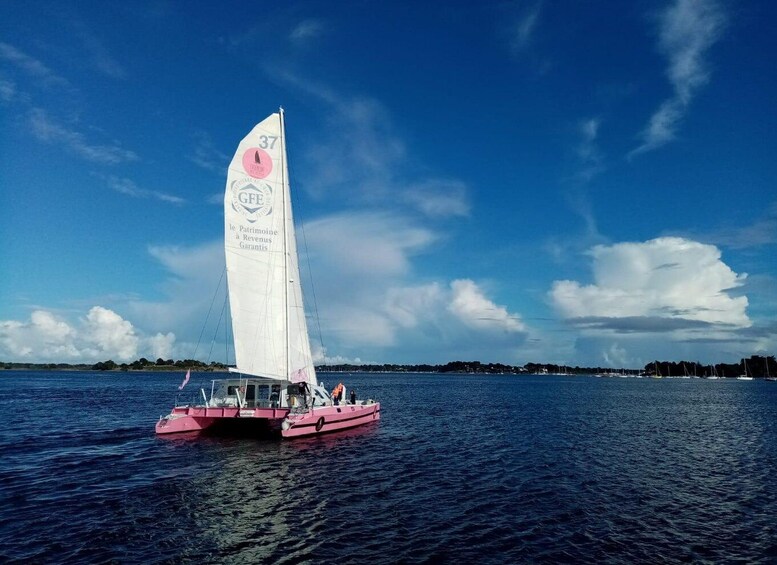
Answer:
[174,390,204,408]
[205,397,283,409]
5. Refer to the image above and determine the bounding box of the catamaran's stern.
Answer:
[281,401,380,438]
[155,410,216,434]
[155,405,291,436]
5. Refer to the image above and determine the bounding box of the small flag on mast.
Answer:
[178,369,191,390]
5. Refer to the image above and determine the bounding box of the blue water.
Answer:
[1,371,776,563]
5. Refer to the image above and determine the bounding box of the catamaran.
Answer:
[156,109,380,438]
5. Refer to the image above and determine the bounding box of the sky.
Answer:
[1,0,776,369]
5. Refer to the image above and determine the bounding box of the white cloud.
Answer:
[75,24,128,80]
[148,332,176,360]
[574,117,605,182]
[403,179,470,218]
[510,4,541,53]
[0,307,176,363]
[602,342,629,367]
[305,211,437,278]
[96,174,186,204]
[448,280,526,333]
[83,306,139,359]
[637,98,683,151]
[385,283,444,329]
[33,212,529,365]
[274,71,470,216]
[578,118,600,159]
[660,0,724,102]
[29,108,138,164]
[302,95,406,201]
[0,42,69,87]
[0,77,16,102]
[300,213,528,359]
[349,277,527,351]
[631,0,726,156]
[0,311,78,359]
[674,201,777,249]
[377,279,529,362]
[323,305,398,348]
[289,19,327,45]
[189,131,230,174]
[549,237,750,328]
[129,241,226,342]
[300,212,439,349]
[311,344,364,366]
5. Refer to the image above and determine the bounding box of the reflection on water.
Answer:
[0,371,776,563]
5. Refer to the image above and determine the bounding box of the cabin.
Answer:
[203,378,332,409]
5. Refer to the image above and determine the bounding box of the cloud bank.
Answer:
[0,307,175,363]
[297,211,528,361]
[550,237,749,330]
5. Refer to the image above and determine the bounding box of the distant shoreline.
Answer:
[2,355,774,378]
[0,365,230,373]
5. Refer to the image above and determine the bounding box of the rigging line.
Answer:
[299,209,325,353]
[193,268,226,360]
[190,267,226,392]
[207,290,229,365]
[225,290,230,367]
[286,135,325,357]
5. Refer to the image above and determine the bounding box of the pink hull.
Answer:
[281,403,381,438]
[155,406,289,435]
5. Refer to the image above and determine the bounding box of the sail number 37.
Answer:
[259,135,278,149]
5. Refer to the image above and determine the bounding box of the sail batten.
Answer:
[224,112,317,386]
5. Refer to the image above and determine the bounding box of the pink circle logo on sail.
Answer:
[242,147,273,179]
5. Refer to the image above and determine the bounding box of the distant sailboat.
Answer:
[650,361,662,379]
[156,109,381,437]
[736,359,753,381]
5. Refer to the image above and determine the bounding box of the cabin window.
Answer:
[245,385,256,407]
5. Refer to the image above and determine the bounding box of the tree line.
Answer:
[650,356,776,378]
[317,356,777,378]
[1,357,228,372]
[2,355,775,378]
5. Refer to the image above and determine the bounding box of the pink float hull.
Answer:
[155,406,289,435]
[281,402,381,438]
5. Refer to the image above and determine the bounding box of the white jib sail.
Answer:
[224,110,317,386]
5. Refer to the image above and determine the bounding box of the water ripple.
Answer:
[1,372,776,563]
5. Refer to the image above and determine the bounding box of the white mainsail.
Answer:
[224,110,317,386]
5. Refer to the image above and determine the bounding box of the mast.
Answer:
[280,107,290,381]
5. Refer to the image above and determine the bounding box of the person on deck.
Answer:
[331,383,343,405]
[350,389,356,405]
[298,381,309,407]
